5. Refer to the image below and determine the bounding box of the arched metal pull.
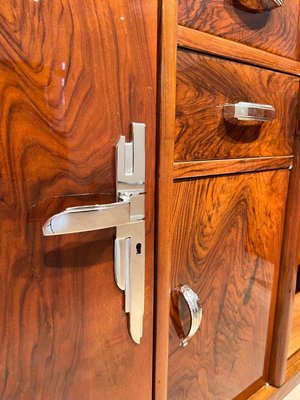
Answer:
[235,0,284,13]
[171,285,202,347]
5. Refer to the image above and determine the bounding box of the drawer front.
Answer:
[175,50,298,161]
[178,0,300,60]
[168,170,289,400]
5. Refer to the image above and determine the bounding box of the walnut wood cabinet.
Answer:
[169,171,289,399]
[0,2,157,399]
[178,0,300,59]
[156,1,300,399]
[1,1,300,399]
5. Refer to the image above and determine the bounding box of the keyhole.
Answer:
[136,243,142,255]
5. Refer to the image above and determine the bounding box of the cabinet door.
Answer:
[0,2,157,399]
[168,170,289,400]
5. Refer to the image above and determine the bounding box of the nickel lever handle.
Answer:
[42,122,146,344]
[43,201,130,236]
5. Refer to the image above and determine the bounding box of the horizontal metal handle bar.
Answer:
[224,102,276,123]
[43,201,130,236]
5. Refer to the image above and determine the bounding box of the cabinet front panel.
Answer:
[178,0,300,60]
[168,170,289,399]
[175,50,298,162]
[0,1,157,399]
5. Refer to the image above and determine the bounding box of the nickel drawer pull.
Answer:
[224,101,276,123]
[236,0,284,13]
[171,285,202,347]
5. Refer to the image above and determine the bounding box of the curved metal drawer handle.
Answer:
[235,0,284,13]
[224,102,276,123]
[171,285,202,347]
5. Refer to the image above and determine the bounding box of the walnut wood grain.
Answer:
[154,1,178,399]
[178,0,300,60]
[175,50,298,162]
[267,373,300,399]
[177,26,300,77]
[269,91,300,387]
[0,1,157,399]
[168,170,289,400]
[248,351,300,400]
[288,293,300,358]
[173,156,293,180]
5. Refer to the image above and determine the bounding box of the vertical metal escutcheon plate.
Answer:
[42,123,146,344]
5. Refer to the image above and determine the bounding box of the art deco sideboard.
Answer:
[0,1,299,399]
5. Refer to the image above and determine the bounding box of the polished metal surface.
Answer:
[114,236,130,291]
[117,220,145,344]
[114,123,145,344]
[117,122,145,193]
[224,101,276,123]
[171,285,202,347]
[42,201,130,236]
[237,0,284,12]
[42,122,146,344]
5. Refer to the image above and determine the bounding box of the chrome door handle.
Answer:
[171,285,202,347]
[42,122,146,344]
[236,0,284,12]
[224,101,276,123]
[43,201,131,236]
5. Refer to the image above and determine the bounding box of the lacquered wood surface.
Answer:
[249,351,300,400]
[175,50,298,162]
[288,293,300,358]
[173,156,293,180]
[178,0,300,60]
[154,1,178,399]
[269,102,300,386]
[0,1,157,399]
[168,170,289,400]
[177,26,300,77]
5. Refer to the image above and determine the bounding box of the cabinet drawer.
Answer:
[168,170,289,400]
[178,0,300,60]
[175,50,298,162]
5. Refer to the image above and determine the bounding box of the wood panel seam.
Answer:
[177,25,300,77]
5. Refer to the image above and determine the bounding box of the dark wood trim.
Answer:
[177,25,300,77]
[269,83,300,386]
[249,351,300,399]
[173,156,293,180]
[154,1,178,399]
[288,292,300,358]
[269,371,300,400]
[234,378,266,400]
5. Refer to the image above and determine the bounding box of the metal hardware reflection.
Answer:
[224,102,276,123]
[42,122,146,344]
[171,285,202,347]
[236,0,284,12]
